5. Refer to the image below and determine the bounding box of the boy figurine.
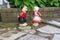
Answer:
[18,6,27,27]
[32,6,42,26]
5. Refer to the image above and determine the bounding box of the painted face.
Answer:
[33,8,38,12]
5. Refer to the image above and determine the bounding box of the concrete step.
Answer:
[18,26,31,30]
[18,34,48,40]
[52,34,60,40]
[5,32,26,40]
[0,30,27,40]
[23,29,36,34]
[37,25,60,34]
[45,20,60,27]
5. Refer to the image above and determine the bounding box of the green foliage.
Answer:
[7,0,60,10]
[50,0,59,6]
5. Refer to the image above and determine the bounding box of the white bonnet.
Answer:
[34,6,39,10]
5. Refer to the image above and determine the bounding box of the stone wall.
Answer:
[0,7,60,23]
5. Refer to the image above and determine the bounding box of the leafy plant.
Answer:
[7,0,60,11]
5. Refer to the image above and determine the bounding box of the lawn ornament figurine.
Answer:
[32,6,42,26]
[18,6,27,27]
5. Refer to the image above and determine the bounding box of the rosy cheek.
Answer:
[34,10,36,11]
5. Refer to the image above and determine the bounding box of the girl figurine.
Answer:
[32,6,42,26]
[18,6,27,27]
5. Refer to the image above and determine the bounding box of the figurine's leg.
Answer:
[32,23,39,29]
[18,17,24,27]
[22,18,27,26]
[33,23,39,26]
[19,23,27,27]
[19,23,23,26]
[24,23,27,26]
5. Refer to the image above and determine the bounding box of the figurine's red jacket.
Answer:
[19,11,26,18]
[32,11,42,17]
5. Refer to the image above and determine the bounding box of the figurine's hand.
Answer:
[18,16,19,17]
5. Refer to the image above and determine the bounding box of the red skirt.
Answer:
[32,20,42,23]
[32,16,42,23]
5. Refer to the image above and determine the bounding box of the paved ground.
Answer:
[0,20,60,40]
[17,34,48,40]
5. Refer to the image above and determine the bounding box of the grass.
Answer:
[0,23,18,29]
[0,23,33,29]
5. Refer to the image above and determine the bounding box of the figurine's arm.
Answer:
[38,12,42,17]
[19,12,24,17]
[18,15,19,17]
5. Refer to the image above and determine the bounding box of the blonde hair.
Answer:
[22,6,27,11]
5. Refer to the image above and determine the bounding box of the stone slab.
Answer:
[18,34,48,40]
[46,20,60,27]
[4,32,27,40]
[37,25,60,34]
[53,34,60,40]
[18,26,31,30]
[24,29,36,34]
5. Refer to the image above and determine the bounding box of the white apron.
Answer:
[33,12,41,22]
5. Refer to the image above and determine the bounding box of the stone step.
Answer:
[0,28,6,32]
[0,36,7,40]
[52,34,60,40]
[37,25,60,34]
[18,34,32,40]
[36,25,60,39]
[4,32,27,40]
[0,30,27,40]
[23,29,36,34]
[17,26,36,34]
[0,31,18,40]
[45,20,60,27]
[1,29,18,37]
[18,34,48,40]
[1,31,15,38]
[5,32,26,40]
[18,26,31,30]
